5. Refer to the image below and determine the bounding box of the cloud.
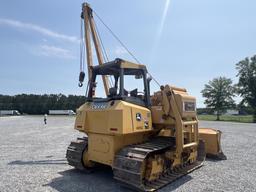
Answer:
[0,18,79,43]
[158,0,171,37]
[37,45,75,59]
[114,46,128,56]
[150,0,171,63]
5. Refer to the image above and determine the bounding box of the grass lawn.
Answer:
[198,115,254,123]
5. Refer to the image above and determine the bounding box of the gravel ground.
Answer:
[0,116,255,192]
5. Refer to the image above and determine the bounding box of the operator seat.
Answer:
[108,87,117,97]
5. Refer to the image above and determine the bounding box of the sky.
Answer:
[0,0,256,107]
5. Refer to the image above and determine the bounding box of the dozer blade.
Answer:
[199,128,227,160]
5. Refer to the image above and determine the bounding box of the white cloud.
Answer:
[0,18,79,43]
[150,0,171,63]
[37,45,75,59]
[158,0,171,38]
[114,46,128,56]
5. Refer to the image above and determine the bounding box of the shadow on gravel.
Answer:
[206,158,223,162]
[159,175,192,192]
[206,157,228,162]
[47,166,133,192]
[47,165,192,192]
[8,159,67,165]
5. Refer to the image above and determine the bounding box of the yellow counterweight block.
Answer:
[74,100,154,166]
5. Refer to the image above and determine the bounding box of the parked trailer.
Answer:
[48,110,76,115]
[0,110,21,116]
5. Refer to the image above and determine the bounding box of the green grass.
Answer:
[198,115,254,123]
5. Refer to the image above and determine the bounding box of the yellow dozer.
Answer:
[66,3,226,191]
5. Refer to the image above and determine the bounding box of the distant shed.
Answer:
[0,110,21,116]
[48,110,76,115]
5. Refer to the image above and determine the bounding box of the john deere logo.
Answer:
[136,113,141,121]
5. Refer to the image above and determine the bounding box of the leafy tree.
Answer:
[201,77,235,120]
[236,55,256,122]
[237,103,254,115]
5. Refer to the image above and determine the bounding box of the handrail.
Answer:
[183,142,197,149]
[183,121,197,126]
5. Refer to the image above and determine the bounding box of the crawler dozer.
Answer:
[66,3,226,191]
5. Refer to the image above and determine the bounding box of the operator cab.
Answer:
[86,58,151,107]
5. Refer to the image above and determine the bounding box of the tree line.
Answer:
[0,94,85,115]
[1,55,255,122]
[201,55,256,122]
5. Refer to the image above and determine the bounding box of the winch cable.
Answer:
[94,20,114,87]
[93,10,161,88]
[80,18,85,73]
[95,21,109,62]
